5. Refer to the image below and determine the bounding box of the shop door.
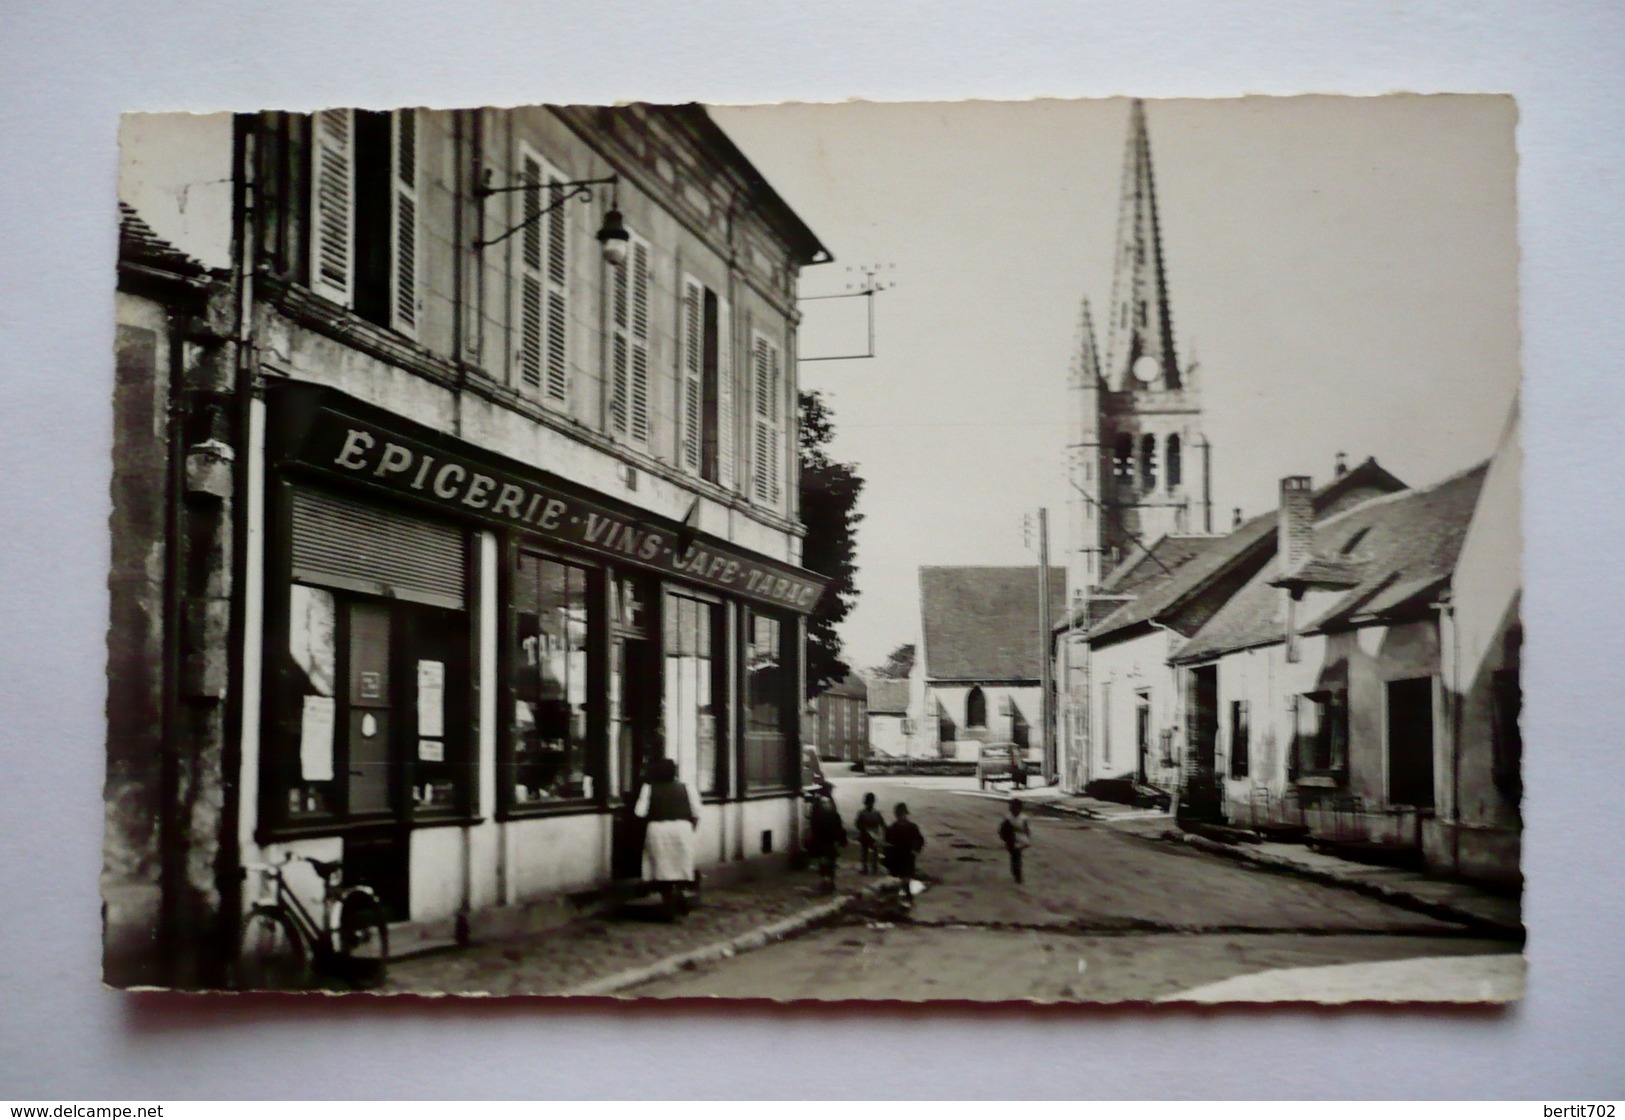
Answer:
[611,636,662,880]
[1387,677,1436,809]
[346,603,393,815]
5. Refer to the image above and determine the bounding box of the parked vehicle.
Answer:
[976,742,1030,790]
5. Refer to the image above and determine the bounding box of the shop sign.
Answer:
[290,407,829,614]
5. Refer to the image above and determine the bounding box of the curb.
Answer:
[556,882,888,997]
[1166,830,1524,940]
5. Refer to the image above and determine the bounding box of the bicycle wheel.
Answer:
[333,888,390,989]
[234,905,309,991]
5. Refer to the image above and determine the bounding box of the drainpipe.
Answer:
[214,112,257,985]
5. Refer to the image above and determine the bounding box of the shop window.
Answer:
[270,583,470,831]
[510,553,598,806]
[743,611,793,790]
[1291,689,1348,780]
[965,686,987,729]
[1229,699,1250,779]
[665,590,724,797]
[1166,433,1182,490]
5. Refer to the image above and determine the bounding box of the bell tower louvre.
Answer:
[1070,99,1212,598]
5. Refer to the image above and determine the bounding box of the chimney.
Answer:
[1334,451,1348,478]
[1278,476,1314,575]
[1232,507,1243,530]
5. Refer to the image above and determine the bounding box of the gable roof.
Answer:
[919,566,1067,682]
[1173,462,1488,663]
[1098,534,1218,597]
[1084,457,1407,645]
[866,678,911,715]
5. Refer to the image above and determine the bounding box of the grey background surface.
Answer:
[1,0,1621,1099]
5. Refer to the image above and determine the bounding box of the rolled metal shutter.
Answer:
[290,487,466,609]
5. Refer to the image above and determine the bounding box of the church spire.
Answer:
[1104,99,1180,391]
[1071,295,1102,389]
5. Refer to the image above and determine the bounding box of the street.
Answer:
[625,769,1523,1002]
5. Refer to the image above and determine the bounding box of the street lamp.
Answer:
[473,168,629,263]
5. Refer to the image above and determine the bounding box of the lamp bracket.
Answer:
[473,172,619,251]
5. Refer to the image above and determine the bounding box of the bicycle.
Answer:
[234,853,391,991]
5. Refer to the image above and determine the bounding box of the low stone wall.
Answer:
[861,757,977,776]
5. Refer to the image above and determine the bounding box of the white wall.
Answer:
[1089,629,1182,786]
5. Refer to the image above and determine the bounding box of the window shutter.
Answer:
[768,339,782,502]
[628,238,651,444]
[544,170,569,402]
[717,296,734,490]
[309,108,354,308]
[390,109,419,338]
[753,335,772,503]
[681,278,703,471]
[515,151,545,391]
[608,245,630,435]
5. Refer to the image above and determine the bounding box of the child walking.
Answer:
[998,797,1032,884]
[883,802,926,908]
[853,792,886,875]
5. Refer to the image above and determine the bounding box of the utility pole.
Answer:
[1038,508,1054,785]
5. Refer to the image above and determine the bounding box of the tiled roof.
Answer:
[1173,462,1488,663]
[919,566,1067,681]
[1098,534,1217,596]
[118,202,207,278]
[1085,457,1406,644]
[866,678,911,715]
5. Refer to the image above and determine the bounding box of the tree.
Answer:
[872,643,915,680]
[798,389,864,697]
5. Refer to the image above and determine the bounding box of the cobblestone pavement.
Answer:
[380,864,867,997]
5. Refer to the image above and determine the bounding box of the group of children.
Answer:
[805,785,1034,900]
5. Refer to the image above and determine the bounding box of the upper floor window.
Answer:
[608,232,652,444]
[513,145,570,405]
[309,108,419,339]
[681,278,731,485]
[750,332,783,505]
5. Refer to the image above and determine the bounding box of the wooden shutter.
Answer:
[628,237,651,444]
[309,109,354,308]
[680,277,704,471]
[390,110,419,338]
[717,295,734,490]
[752,335,771,503]
[543,167,569,402]
[514,147,569,404]
[608,249,629,435]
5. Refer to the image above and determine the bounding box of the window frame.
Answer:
[740,606,796,794]
[1229,698,1250,779]
[1291,688,1349,783]
[663,585,730,801]
[499,543,608,819]
[749,330,784,506]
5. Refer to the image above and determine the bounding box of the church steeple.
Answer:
[1104,99,1181,392]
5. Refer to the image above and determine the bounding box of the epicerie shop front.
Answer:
[244,383,827,931]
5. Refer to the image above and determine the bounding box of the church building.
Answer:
[1057,100,1215,791]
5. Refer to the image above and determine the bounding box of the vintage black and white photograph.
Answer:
[107,94,1523,1002]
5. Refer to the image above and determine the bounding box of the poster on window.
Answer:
[298,694,336,782]
[416,659,445,738]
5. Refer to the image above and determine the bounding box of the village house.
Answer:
[865,677,912,760]
[1072,459,1405,808]
[913,566,1066,768]
[106,104,833,988]
[803,671,868,762]
[1171,461,1492,873]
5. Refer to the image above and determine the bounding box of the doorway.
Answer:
[1387,677,1435,808]
[611,634,662,880]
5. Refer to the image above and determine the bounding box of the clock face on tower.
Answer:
[1132,355,1160,384]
